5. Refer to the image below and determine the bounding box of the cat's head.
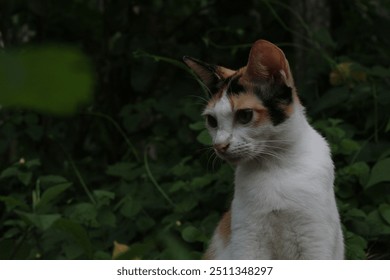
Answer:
[184,39,300,164]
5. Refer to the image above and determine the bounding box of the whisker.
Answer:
[212,153,219,171]
[207,150,217,171]
[187,94,210,105]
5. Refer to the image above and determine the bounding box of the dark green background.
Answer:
[0,0,389,259]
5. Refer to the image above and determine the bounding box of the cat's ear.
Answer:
[183,56,235,91]
[244,40,294,87]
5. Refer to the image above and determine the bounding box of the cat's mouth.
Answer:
[215,151,242,164]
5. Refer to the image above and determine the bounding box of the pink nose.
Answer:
[214,143,229,153]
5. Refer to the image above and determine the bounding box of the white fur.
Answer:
[205,93,344,259]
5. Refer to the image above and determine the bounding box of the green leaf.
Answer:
[379,204,390,225]
[366,210,390,236]
[366,158,390,188]
[176,199,198,213]
[0,46,93,115]
[189,121,205,131]
[345,208,366,220]
[53,218,93,258]
[136,216,155,232]
[17,171,32,186]
[106,162,139,181]
[120,197,142,218]
[97,208,116,227]
[63,243,84,259]
[68,203,98,227]
[345,162,370,186]
[0,166,18,179]
[169,180,187,193]
[159,233,194,260]
[0,195,29,211]
[93,190,115,207]
[339,139,360,155]
[16,211,61,231]
[39,175,69,187]
[36,184,71,211]
[191,175,214,189]
[181,225,204,243]
[25,158,41,169]
[196,130,212,145]
[345,231,367,260]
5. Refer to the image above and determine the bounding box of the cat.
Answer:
[183,39,344,259]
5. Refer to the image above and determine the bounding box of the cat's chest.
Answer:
[233,163,302,211]
[229,204,307,259]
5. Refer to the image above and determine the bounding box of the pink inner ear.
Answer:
[245,40,289,82]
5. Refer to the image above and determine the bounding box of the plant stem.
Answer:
[52,138,97,205]
[144,146,175,208]
[84,112,140,162]
[371,80,379,143]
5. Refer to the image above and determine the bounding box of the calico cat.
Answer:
[183,39,344,259]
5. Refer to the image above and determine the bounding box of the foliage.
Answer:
[0,0,389,259]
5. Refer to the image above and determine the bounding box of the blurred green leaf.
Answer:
[97,209,116,227]
[196,130,212,145]
[0,46,93,115]
[93,190,115,207]
[0,196,29,211]
[366,158,390,188]
[189,121,205,131]
[16,211,61,231]
[36,183,71,211]
[53,218,93,258]
[106,162,140,181]
[17,171,32,186]
[136,216,155,232]
[345,231,367,259]
[39,175,69,187]
[119,196,142,218]
[379,204,390,225]
[0,166,19,179]
[181,225,204,243]
[67,203,98,226]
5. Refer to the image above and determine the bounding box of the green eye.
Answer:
[236,109,253,124]
[206,115,218,128]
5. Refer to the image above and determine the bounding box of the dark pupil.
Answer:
[237,109,253,124]
[207,115,218,128]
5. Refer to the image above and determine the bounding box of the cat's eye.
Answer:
[206,115,218,128]
[236,109,253,125]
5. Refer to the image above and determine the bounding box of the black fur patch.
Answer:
[183,56,221,96]
[227,75,245,95]
[210,75,245,96]
[255,84,293,126]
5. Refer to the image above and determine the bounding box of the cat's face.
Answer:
[184,40,298,164]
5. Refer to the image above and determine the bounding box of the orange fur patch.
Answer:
[202,248,215,260]
[217,210,232,246]
[229,92,269,125]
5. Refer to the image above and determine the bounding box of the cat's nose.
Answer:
[214,143,230,153]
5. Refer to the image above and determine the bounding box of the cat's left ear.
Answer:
[183,56,235,92]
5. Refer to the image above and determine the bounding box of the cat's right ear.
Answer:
[183,56,234,92]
